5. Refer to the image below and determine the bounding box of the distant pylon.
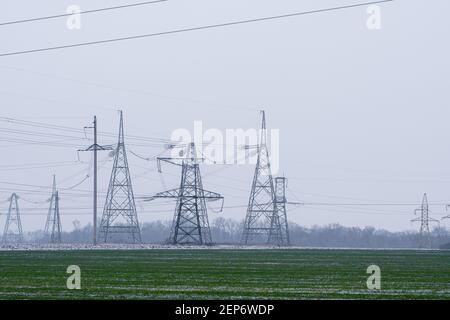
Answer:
[268,177,290,246]
[443,205,450,221]
[44,175,62,244]
[242,111,280,245]
[99,111,141,243]
[147,143,223,245]
[2,193,23,244]
[412,193,439,249]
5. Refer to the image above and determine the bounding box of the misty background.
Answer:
[0,0,450,238]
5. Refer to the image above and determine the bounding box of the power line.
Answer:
[129,149,168,162]
[0,117,171,144]
[64,175,91,190]
[58,160,93,185]
[0,176,150,198]
[0,137,84,148]
[301,202,450,206]
[0,160,80,169]
[0,162,82,172]
[0,65,257,112]
[0,0,395,57]
[0,127,86,141]
[0,180,99,194]
[304,205,413,217]
[0,0,168,27]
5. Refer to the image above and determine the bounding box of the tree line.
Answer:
[24,217,450,249]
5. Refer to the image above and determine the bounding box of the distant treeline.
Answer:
[25,217,450,249]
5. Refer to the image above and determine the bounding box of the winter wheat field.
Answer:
[0,248,449,300]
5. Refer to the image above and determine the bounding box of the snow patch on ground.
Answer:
[0,243,446,251]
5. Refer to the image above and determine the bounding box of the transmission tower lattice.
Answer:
[147,143,223,245]
[412,193,439,249]
[2,193,23,244]
[99,111,142,243]
[44,175,62,244]
[242,111,281,245]
[268,177,290,246]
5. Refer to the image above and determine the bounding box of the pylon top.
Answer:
[118,110,125,144]
[259,110,267,146]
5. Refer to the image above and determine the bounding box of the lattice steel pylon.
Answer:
[241,111,281,245]
[2,193,23,244]
[99,111,141,243]
[147,142,223,245]
[412,193,439,249]
[268,177,290,246]
[44,175,62,244]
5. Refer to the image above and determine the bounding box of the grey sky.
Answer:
[0,0,449,232]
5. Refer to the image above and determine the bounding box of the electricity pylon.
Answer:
[2,193,23,244]
[147,142,223,245]
[99,111,141,243]
[412,193,439,249]
[242,110,281,245]
[44,175,62,244]
[79,116,113,245]
[268,177,290,246]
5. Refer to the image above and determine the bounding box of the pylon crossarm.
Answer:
[80,144,113,152]
[201,190,223,201]
[147,189,223,202]
[145,188,181,201]
[158,156,206,167]
[157,158,183,172]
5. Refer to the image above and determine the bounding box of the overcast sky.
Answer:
[0,0,449,232]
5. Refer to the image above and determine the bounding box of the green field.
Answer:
[0,249,449,299]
